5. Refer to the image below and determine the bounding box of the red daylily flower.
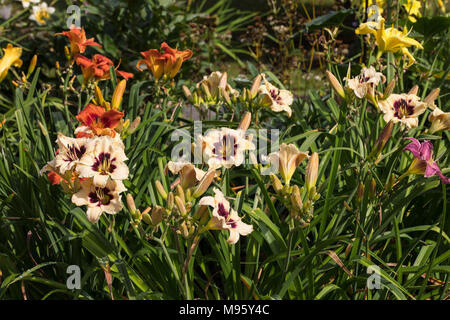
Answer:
[137,42,192,80]
[75,54,133,83]
[56,27,101,57]
[76,104,124,137]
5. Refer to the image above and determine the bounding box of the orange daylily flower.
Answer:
[137,42,193,80]
[48,171,66,185]
[76,104,124,137]
[75,54,133,84]
[56,27,101,57]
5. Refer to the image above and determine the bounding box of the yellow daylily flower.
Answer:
[403,0,421,23]
[355,18,423,67]
[0,44,22,83]
[361,0,386,16]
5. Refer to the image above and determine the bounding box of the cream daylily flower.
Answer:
[269,143,309,185]
[196,127,255,170]
[166,161,206,189]
[199,188,253,244]
[196,71,239,101]
[428,107,450,134]
[344,66,385,99]
[54,134,91,174]
[72,179,126,223]
[0,44,23,83]
[17,0,40,9]
[378,93,427,129]
[29,2,55,25]
[258,74,293,117]
[77,135,129,187]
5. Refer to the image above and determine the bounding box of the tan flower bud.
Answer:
[383,79,396,99]
[250,74,262,98]
[290,185,303,217]
[175,195,187,216]
[356,182,364,205]
[408,85,419,96]
[270,174,283,194]
[238,112,252,132]
[368,120,394,163]
[128,116,141,134]
[193,169,215,198]
[424,88,440,110]
[305,153,319,194]
[326,71,345,100]
[167,192,174,210]
[126,194,136,213]
[369,178,377,200]
[176,184,185,203]
[151,206,164,225]
[182,85,193,102]
[155,180,167,200]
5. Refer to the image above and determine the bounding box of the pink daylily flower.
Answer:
[403,137,450,184]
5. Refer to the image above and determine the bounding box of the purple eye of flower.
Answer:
[65,144,86,162]
[218,202,229,218]
[394,99,415,119]
[92,152,117,175]
[212,134,238,161]
[89,187,112,206]
[269,89,283,103]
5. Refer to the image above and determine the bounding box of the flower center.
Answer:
[218,203,237,228]
[65,145,86,162]
[36,9,50,24]
[394,99,414,119]
[92,152,117,175]
[269,89,283,103]
[212,134,238,161]
[89,187,112,206]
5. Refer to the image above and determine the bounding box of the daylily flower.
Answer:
[199,188,253,244]
[402,138,450,184]
[166,161,207,189]
[29,2,55,25]
[137,42,193,80]
[54,134,91,174]
[17,0,40,9]
[355,18,423,67]
[268,143,309,186]
[403,0,421,23]
[0,44,22,83]
[361,0,386,15]
[56,27,101,57]
[428,107,450,134]
[195,71,239,104]
[378,93,427,129]
[344,66,385,99]
[72,178,126,223]
[76,104,124,137]
[75,54,133,84]
[196,128,255,170]
[77,135,129,188]
[258,74,293,117]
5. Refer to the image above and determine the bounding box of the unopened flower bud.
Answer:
[141,212,152,225]
[356,182,364,205]
[193,205,209,225]
[270,175,283,194]
[238,112,252,132]
[126,194,137,213]
[128,116,140,134]
[369,178,377,200]
[250,74,262,98]
[383,79,396,99]
[175,195,187,216]
[290,185,303,217]
[27,55,37,78]
[151,206,164,225]
[408,85,419,96]
[424,88,440,110]
[305,153,319,194]
[112,79,126,110]
[193,169,215,198]
[167,192,174,210]
[326,71,345,100]
[368,120,394,163]
[155,180,167,200]
[182,85,193,102]
[176,184,185,203]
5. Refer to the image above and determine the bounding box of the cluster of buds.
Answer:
[153,164,217,239]
[126,194,163,229]
[270,147,320,225]
[182,71,239,109]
